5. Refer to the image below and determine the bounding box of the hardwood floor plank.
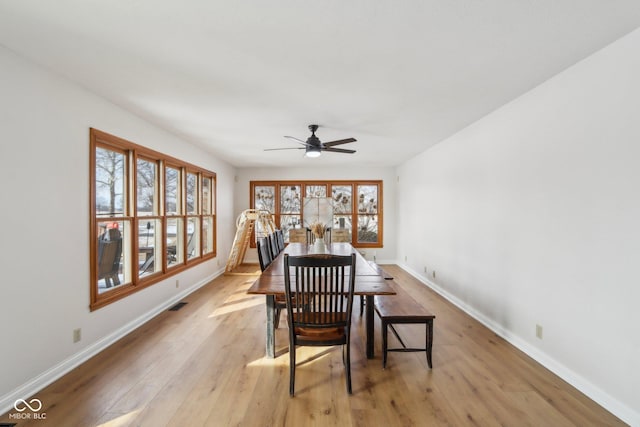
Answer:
[0,267,625,426]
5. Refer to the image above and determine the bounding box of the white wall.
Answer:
[0,46,236,411]
[234,167,397,263]
[397,29,640,425]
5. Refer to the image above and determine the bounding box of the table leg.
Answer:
[366,295,375,359]
[266,295,275,358]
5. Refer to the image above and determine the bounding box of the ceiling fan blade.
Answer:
[284,135,311,146]
[322,147,356,154]
[322,138,356,147]
[264,147,305,151]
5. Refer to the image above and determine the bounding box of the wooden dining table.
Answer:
[247,242,396,359]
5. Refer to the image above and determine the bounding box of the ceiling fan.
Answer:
[265,124,356,158]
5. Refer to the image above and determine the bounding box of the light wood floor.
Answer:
[2,265,624,426]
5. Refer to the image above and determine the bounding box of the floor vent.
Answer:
[169,302,188,311]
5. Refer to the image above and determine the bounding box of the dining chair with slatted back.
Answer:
[258,235,287,328]
[267,233,280,260]
[284,253,357,396]
[256,237,273,272]
[275,229,285,252]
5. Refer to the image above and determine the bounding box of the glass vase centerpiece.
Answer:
[310,222,327,253]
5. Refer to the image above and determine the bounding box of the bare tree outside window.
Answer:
[280,185,300,214]
[95,147,125,216]
[331,185,352,214]
[255,186,275,213]
[165,167,180,214]
[136,158,156,215]
[91,129,216,311]
[357,185,378,243]
[186,172,197,214]
[249,181,381,247]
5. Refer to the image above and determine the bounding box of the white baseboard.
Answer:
[0,267,224,416]
[398,263,639,427]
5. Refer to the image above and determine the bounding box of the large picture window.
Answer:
[90,129,216,310]
[250,180,383,248]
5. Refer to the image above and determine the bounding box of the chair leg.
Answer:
[289,344,296,396]
[345,343,352,394]
[359,295,365,316]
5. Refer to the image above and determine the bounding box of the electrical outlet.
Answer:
[536,324,543,339]
[404,255,407,262]
[73,328,81,343]
[424,266,427,273]
[432,270,436,279]
[175,280,180,288]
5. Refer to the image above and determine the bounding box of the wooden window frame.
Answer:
[249,180,383,248]
[90,129,216,311]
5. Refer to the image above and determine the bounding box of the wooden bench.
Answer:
[374,282,435,369]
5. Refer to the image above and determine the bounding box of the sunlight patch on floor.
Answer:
[247,346,336,368]
[97,409,142,427]
[208,297,263,317]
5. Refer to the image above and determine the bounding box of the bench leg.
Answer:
[382,321,388,369]
[426,320,433,369]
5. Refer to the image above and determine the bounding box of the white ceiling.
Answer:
[1,1,640,168]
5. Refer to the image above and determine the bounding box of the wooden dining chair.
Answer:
[258,236,287,328]
[284,253,357,396]
[275,229,285,252]
[256,237,273,272]
[267,233,280,260]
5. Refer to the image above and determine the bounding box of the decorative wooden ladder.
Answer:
[225,209,275,273]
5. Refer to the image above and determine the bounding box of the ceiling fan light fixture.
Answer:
[305,146,322,158]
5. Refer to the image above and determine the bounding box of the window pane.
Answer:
[255,185,275,213]
[280,215,301,242]
[187,217,200,260]
[358,185,378,214]
[138,219,162,277]
[331,185,352,214]
[166,217,184,267]
[166,166,181,215]
[95,147,125,216]
[137,158,157,216]
[186,172,198,214]
[202,216,214,255]
[306,185,326,198]
[97,220,130,293]
[202,177,212,215]
[280,185,301,214]
[332,215,352,230]
[357,215,378,243]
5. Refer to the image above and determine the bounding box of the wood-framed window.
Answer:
[90,128,216,310]
[250,180,383,248]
